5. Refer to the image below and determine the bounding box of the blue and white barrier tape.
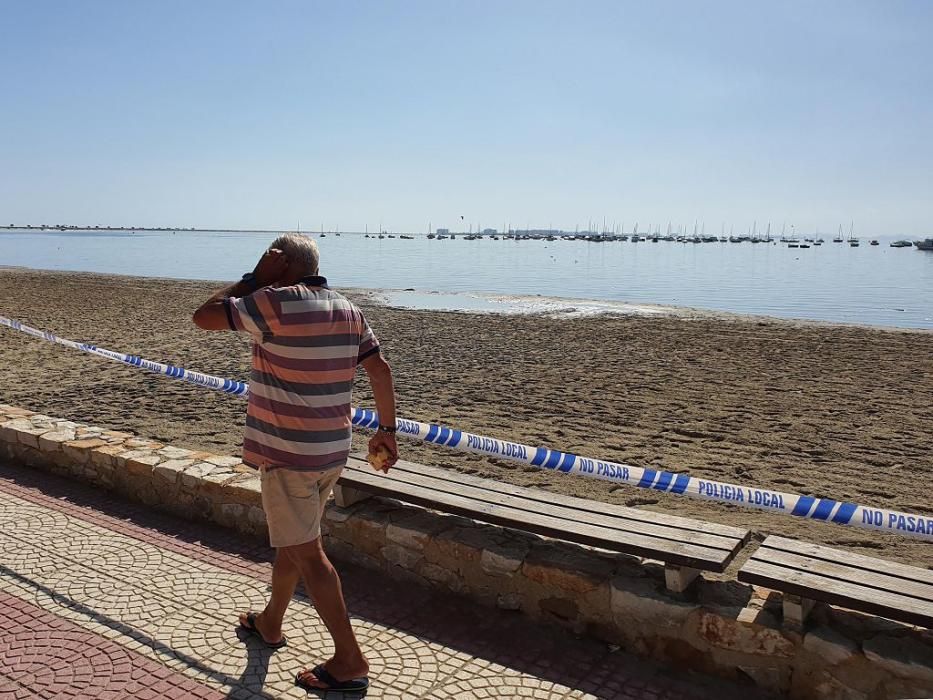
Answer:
[2,314,930,540]
[0,316,249,397]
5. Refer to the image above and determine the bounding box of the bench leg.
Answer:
[782,594,814,631]
[664,565,700,594]
[333,485,370,508]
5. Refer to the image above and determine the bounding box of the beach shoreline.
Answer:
[369,286,933,334]
[4,264,930,334]
[1,267,931,565]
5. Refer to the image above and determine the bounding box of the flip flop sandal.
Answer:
[238,612,288,649]
[296,664,370,692]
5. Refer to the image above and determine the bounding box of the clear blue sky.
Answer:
[1,1,930,235]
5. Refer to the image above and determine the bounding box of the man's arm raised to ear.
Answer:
[192,249,289,331]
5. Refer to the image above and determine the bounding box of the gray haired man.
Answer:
[194,233,398,692]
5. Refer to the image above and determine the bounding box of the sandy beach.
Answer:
[1,267,930,566]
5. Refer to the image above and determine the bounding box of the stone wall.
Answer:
[1,403,931,700]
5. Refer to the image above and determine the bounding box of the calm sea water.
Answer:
[1,229,931,329]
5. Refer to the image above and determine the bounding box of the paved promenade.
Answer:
[0,462,764,699]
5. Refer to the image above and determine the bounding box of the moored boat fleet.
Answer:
[361,229,933,250]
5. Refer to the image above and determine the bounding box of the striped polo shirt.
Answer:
[224,276,380,472]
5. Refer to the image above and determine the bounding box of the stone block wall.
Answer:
[1,404,931,700]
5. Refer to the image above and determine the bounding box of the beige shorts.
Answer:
[260,467,342,548]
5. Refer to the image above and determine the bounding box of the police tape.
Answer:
[0,316,249,397]
[2,314,930,540]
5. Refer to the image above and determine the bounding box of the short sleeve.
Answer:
[357,313,381,362]
[226,287,281,341]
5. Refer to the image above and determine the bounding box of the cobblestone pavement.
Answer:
[0,463,767,699]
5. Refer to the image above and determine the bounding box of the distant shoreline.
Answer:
[3,226,929,240]
[0,226,422,236]
[1,226,294,234]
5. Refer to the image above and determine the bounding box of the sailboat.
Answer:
[690,221,701,243]
[848,221,859,247]
[833,225,844,243]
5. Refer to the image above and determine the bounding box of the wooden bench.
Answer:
[738,535,933,630]
[335,457,750,593]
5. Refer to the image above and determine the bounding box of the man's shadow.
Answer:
[227,625,276,697]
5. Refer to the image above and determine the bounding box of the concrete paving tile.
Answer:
[0,679,39,699]
[146,607,244,669]
[32,564,185,630]
[0,538,69,587]
[0,498,71,532]
[0,590,226,699]
[0,462,769,700]
[44,527,182,576]
[145,569,274,617]
[203,645,314,699]
[363,624,471,697]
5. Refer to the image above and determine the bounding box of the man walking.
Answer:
[193,232,398,693]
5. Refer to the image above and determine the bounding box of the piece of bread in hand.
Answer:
[368,446,392,471]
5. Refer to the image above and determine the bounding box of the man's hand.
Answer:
[367,432,398,473]
[254,248,289,287]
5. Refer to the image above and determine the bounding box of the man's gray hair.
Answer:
[270,233,320,275]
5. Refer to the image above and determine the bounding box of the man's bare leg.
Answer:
[288,538,368,686]
[239,548,300,644]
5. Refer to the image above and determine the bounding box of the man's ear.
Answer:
[283,260,307,285]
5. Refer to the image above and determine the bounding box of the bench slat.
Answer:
[340,464,739,570]
[739,560,933,628]
[344,461,740,554]
[751,546,933,603]
[361,456,747,541]
[761,536,933,586]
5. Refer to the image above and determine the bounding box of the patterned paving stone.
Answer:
[359,623,468,698]
[0,680,37,699]
[44,526,178,576]
[198,638,317,700]
[0,500,70,531]
[0,502,73,549]
[145,569,275,616]
[252,617,469,700]
[148,607,244,669]
[0,466,274,579]
[0,462,767,700]
[423,673,575,700]
[0,531,63,563]
[2,627,137,696]
[0,540,68,594]
[0,591,224,700]
[144,607,340,697]
[34,564,186,629]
